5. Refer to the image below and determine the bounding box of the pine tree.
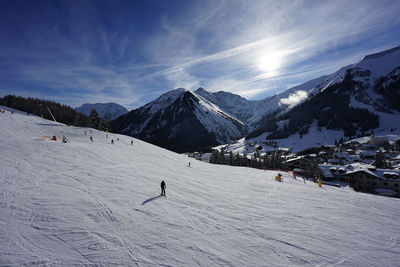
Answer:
[98,118,111,132]
[210,150,219,164]
[88,109,100,129]
[219,150,226,164]
[229,151,234,165]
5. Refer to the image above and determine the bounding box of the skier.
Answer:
[131,140,133,145]
[111,139,114,144]
[161,180,166,196]
[90,136,93,142]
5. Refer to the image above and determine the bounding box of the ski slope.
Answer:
[1,107,400,266]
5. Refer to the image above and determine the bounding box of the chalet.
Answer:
[347,167,400,196]
[283,156,319,177]
[319,163,400,196]
[319,164,354,182]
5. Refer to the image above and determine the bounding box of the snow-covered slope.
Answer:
[1,107,400,266]
[111,88,247,152]
[75,102,128,121]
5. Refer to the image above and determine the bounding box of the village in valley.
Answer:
[189,130,400,198]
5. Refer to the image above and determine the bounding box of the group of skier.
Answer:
[86,130,133,146]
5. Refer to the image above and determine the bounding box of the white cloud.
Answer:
[279,90,308,106]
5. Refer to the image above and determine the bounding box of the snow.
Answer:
[357,46,400,79]
[1,107,400,266]
[224,121,345,154]
[191,92,246,143]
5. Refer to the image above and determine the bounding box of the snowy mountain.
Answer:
[111,88,247,152]
[1,106,400,266]
[229,46,400,153]
[195,75,331,129]
[113,46,399,153]
[111,78,335,152]
[75,102,128,121]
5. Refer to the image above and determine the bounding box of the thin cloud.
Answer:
[1,0,399,108]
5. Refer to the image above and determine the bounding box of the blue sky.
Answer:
[1,0,399,109]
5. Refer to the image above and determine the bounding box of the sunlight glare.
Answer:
[257,52,282,78]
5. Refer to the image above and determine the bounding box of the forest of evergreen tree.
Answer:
[0,95,111,131]
[209,149,286,170]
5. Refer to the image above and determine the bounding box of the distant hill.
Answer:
[75,102,128,121]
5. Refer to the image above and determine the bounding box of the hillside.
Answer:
[1,106,400,265]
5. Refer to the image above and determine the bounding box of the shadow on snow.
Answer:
[141,195,162,205]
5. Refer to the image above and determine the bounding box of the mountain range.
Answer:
[75,102,128,121]
[112,46,400,153]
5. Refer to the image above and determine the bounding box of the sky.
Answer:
[0,0,399,110]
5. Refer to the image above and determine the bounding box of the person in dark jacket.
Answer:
[161,180,166,196]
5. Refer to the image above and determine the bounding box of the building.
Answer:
[283,156,319,177]
[319,163,400,196]
[347,167,400,195]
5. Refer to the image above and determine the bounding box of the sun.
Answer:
[257,53,282,78]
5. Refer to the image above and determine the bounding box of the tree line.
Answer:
[0,95,111,131]
[209,149,285,170]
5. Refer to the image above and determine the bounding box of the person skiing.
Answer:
[111,139,114,144]
[90,136,93,142]
[161,180,166,196]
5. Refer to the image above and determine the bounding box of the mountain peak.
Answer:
[194,87,212,96]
